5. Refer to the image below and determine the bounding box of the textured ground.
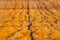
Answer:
[0,0,60,40]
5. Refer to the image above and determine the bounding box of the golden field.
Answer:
[0,0,60,40]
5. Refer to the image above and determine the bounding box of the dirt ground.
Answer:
[0,0,60,40]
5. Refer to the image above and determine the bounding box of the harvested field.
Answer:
[0,0,60,40]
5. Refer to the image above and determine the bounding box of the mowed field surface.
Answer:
[0,0,60,40]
